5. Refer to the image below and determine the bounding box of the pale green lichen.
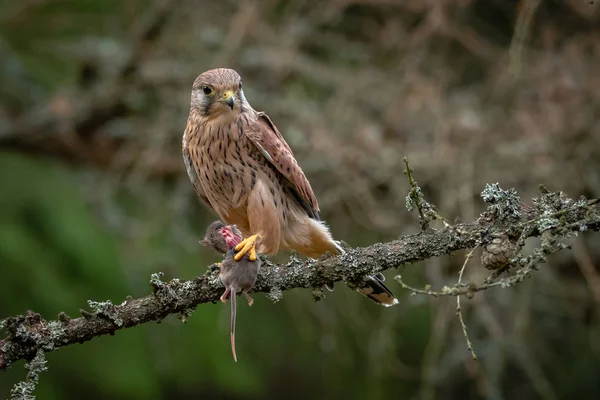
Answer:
[267,287,283,303]
[575,198,588,208]
[47,321,67,342]
[10,349,47,400]
[311,288,325,302]
[537,209,561,232]
[441,286,454,295]
[87,300,123,327]
[287,251,302,265]
[208,274,221,287]
[15,323,39,343]
[40,321,68,351]
[403,158,453,229]
[177,308,195,324]
[149,272,165,289]
[405,186,423,212]
[481,183,521,219]
[148,272,180,306]
[181,280,197,293]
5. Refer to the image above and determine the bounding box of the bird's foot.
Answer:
[234,234,261,261]
[243,292,254,306]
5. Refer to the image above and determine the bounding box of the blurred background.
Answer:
[1,0,600,399]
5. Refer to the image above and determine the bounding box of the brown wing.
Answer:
[244,112,320,220]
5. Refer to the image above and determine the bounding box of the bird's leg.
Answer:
[220,288,231,303]
[243,291,254,306]
[234,234,262,261]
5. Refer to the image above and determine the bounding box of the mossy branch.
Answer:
[1,184,598,372]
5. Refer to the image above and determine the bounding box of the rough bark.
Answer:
[1,188,598,371]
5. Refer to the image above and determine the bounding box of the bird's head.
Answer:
[190,68,248,119]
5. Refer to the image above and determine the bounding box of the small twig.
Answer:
[403,157,452,230]
[508,0,543,78]
[396,247,480,360]
[395,274,503,297]
[10,349,47,400]
[403,157,427,227]
[457,248,478,360]
[572,239,600,304]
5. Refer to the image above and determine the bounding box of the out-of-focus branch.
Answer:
[508,0,543,77]
[0,0,176,171]
[1,187,598,371]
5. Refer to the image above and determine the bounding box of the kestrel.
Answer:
[182,68,398,306]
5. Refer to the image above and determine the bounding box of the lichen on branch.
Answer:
[0,185,599,376]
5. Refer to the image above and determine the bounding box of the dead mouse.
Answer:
[200,220,243,255]
[201,221,261,362]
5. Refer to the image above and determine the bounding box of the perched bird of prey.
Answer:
[182,68,398,306]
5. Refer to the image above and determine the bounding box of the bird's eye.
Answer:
[238,81,242,90]
[201,85,214,96]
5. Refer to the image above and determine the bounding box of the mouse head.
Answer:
[201,221,242,254]
[219,225,242,251]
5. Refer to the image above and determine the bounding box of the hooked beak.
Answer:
[222,90,235,109]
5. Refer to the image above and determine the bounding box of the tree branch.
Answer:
[0,0,177,173]
[1,186,599,371]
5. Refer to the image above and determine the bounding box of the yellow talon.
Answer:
[234,234,261,261]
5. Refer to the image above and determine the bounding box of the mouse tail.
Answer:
[230,287,238,362]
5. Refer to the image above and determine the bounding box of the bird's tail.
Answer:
[230,288,238,362]
[333,241,399,307]
[354,274,399,307]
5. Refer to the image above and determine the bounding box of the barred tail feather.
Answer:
[333,241,398,306]
[355,275,399,307]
